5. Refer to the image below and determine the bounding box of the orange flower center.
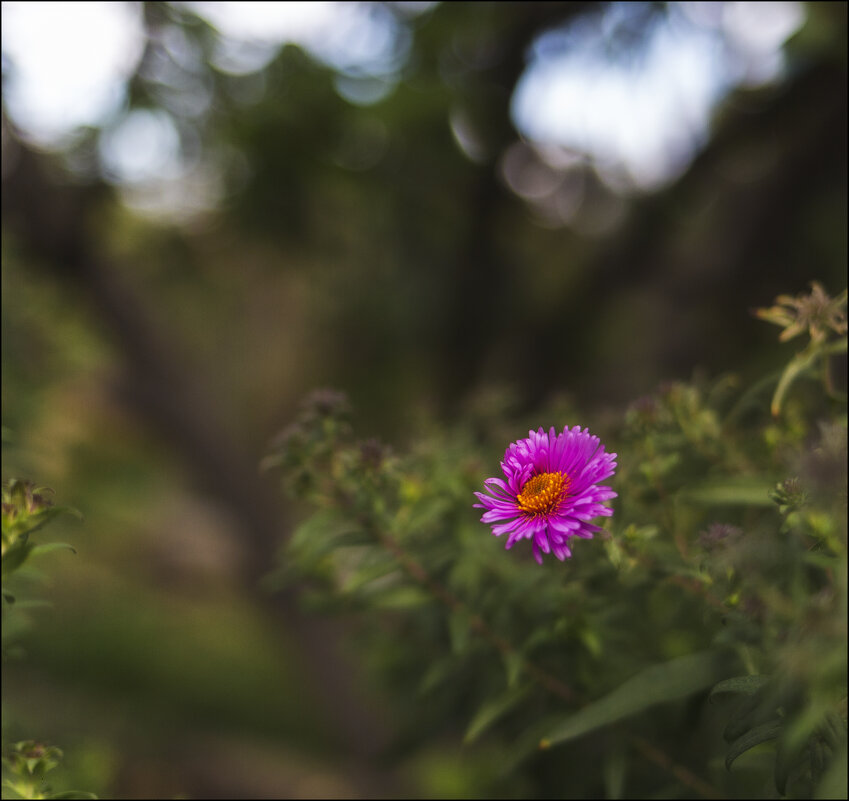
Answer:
[517,471,570,517]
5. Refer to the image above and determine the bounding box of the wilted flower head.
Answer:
[474,426,617,565]
[755,282,847,344]
[698,523,743,551]
[301,388,352,421]
[769,477,808,515]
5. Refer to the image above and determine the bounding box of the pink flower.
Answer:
[475,426,617,565]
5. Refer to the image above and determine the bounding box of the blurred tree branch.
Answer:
[530,49,848,401]
[435,1,596,404]
[1,127,400,786]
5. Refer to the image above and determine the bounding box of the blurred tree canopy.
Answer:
[1,1,846,798]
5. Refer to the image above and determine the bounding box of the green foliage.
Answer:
[542,650,735,749]
[2,479,95,801]
[265,287,847,799]
[2,479,79,625]
[2,743,95,801]
[2,480,77,579]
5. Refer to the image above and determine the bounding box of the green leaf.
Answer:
[339,554,398,593]
[501,649,524,689]
[712,677,783,744]
[803,551,841,570]
[418,656,459,695]
[724,369,783,424]
[578,626,602,658]
[726,720,782,770]
[464,686,530,744]
[710,675,770,699]
[330,530,375,549]
[819,712,848,751]
[1,542,35,576]
[722,691,772,743]
[288,509,363,567]
[30,542,77,558]
[370,585,430,609]
[542,650,733,748]
[500,714,569,776]
[603,744,628,801]
[290,509,354,550]
[22,506,83,538]
[48,792,98,799]
[678,479,775,507]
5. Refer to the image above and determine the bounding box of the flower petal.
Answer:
[476,424,616,564]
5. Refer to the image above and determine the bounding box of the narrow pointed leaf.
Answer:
[543,650,732,748]
[722,693,768,743]
[502,650,525,689]
[726,720,782,770]
[603,745,628,801]
[464,686,530,744]
[30,542,77,557]
[371,586,430,609]
[710,675,770,699]
[23,506,83,538]
[1,542,35,576]
[678,479,774,506]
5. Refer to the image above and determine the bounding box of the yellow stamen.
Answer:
[517,471,570,516]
